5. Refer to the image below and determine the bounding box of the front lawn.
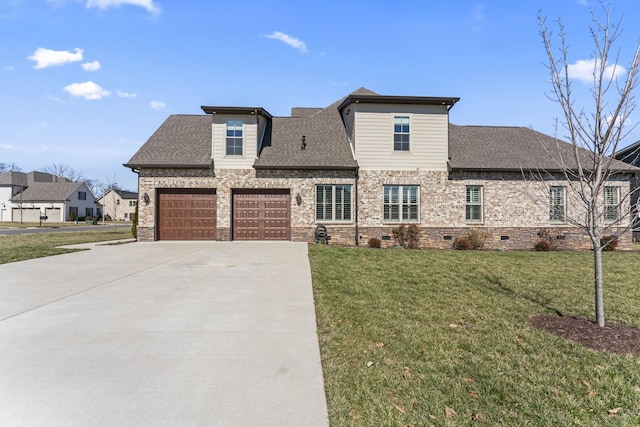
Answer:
[0,229,132,264]
[309,246,640,426]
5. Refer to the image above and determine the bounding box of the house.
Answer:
[0,171,97,222]
[98,189,138,221]
[616,140,640,240]
[124,88,639,249]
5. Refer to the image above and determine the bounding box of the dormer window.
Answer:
[226,120,243,156]
[393,116,410,151]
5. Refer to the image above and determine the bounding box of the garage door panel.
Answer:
[158,191,216,240]
[233,191,290,240]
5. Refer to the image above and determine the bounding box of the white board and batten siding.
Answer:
[352,104,450,171]
[211,114,266,169]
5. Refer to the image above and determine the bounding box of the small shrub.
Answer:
[368,237,382,248]
[392,224,421,249]
[391,225,406,248]
[601,235,619,251]
[467,229,488,250]
[534,239,552,251]
[453,236,471,250]
[405,224,421,249]
[131,202,139,238]
[535,229,560,251]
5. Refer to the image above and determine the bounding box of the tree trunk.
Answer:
[593,246,605,327]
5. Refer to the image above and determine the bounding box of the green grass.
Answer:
[0,229,132,264]
[309,247,640,426]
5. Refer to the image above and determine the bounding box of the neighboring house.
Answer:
[124,87,639,249]
[0,171,97,222]
[616,140,640,240]
[98,189,138,221]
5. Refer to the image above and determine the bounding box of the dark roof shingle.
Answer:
[449,124,639,173]
[254,87,378,169]
[10,182,85,202]
[124,115,212,168]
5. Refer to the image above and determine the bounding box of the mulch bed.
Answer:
[529,314,640,358]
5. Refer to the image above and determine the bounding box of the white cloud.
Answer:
[567,58,626,83]
[86,0,160,14]
[82,60,101,71]
[4,65,13,72]
[64,81,110,100]
[150,100,165,110]
[605,114,631,128]
[0,144,13,150]
[117,90,137,99]
[29,47,83,69]
[577,0,588,5]
[264,31,308,53]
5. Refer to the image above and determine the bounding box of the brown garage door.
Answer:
[233,189,290,240]
[158,190,216,240]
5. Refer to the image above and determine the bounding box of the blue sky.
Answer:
[2,0,640,192]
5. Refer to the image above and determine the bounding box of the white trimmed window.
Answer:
[549,186,565,222]
[316,185,352,222]
[465,185,483,222]
[393,116,410,151]
[384,185,419,222]
[604,186,619,222]
[226,120,243,156]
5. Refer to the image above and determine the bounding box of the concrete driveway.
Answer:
[0,241,328,426]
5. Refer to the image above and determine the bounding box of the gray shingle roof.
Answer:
[254,87,378,169]
[448,124,640,173]
[0,171,27,187]
[124,115,212,168]
[10,182,85,202]
[616,139,640,167]
[114,189,138,199]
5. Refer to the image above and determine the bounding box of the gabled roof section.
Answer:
[124,115,212,169]
[253,88,379,170]
[10,182,86,202]
[448,124,640,173]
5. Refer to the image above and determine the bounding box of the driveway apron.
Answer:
[0,241,329,426]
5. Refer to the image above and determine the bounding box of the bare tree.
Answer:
[40,163,85,182]
[538,2,640,327]
[0,162,21,173]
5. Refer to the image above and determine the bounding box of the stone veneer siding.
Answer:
[135,167,633,249]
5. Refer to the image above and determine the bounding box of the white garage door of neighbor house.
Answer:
[12,208,41,222]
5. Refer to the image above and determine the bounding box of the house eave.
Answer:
[200,106,273,119]
[338,95,460,112]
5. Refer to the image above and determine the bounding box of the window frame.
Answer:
[465,185,483,223]
[393,116,410,151]
[315,184,353,223]
[78,191,86,200]
[383,185,419,223]
[225,119,244,156]
[549,186,566,222]
[604,186,620,223]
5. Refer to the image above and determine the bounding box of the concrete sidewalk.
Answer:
[0,242,329,426]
